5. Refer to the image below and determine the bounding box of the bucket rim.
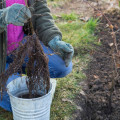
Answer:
[7,76,53,101]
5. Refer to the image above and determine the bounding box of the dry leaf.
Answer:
[80,17,90,22]
[90,50,95,55]
[98,38,101,43]
[118,51,120,56]
[106,24,109,27]
[109,24,114,29]
[109,43,114,47]
[96,13,102,17]
[94,75,99,79]
[108,82,112,89]
[62,98,83,111]
[80,90,86,96]
[62,98,73,104]
[56,15,62,18]
[68,20,73,23]
[116,64,120,68]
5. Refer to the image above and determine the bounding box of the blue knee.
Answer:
[40,42,73,78]
[0,64,19,112]
[49,61,72,78]
[0,92,12,112]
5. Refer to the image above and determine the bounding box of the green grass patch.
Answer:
[52,14,59,20]
[56,18,99,54]
[61,13,78,21]
[0,108,12,120]
[52,13,79,21]
[84,18,99,33]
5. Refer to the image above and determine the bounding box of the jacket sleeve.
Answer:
[0,10,5,33]
[33,0,62,45]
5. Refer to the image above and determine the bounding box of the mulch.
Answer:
[74,9,120,120]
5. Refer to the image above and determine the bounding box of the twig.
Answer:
[84,0,120,112]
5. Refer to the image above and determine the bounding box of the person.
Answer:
[0,0,74,112]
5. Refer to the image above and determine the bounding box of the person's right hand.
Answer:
[3,3,31,26]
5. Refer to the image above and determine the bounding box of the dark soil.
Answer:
[18,93,42,99]
[74,9,120,120]
[49,0,118,18]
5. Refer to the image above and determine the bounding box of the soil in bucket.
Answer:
[18,93,42,99]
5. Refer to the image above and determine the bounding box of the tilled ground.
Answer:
[74,9,120,120]
[49,0,118,18]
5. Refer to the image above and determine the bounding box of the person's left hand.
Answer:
[48,36,74,67]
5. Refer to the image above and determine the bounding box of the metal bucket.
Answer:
[7,76,56,120]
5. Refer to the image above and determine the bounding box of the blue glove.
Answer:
[2,3,31,26]
[48,36,74,67]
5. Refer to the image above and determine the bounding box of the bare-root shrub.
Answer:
[0,0,50,98]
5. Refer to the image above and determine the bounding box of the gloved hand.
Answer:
[48,36,74,67]
[2,3,31,26]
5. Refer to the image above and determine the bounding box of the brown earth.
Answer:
[49,0,120,120]
[49,0,119,17]
[73,9,120,120]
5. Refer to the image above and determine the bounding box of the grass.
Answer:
[61,13,78,21]
[50,14,99,119]
[52,13,79,21]
[0,109,12,120]
[50,54,90,120]
[55,18,99,54]
[0,8,99,120]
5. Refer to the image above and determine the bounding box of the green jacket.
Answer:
[0,0,7,73]
[29,0,62,45]
[0,0,62,73]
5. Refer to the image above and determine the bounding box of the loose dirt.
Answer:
[49,0,119,18]
[49,1,120,119]
[18,93,42,99]
[74,9,120,120]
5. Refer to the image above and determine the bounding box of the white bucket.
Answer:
[7,76,56,120]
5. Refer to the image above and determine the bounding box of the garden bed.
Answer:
[75,9,120,120]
